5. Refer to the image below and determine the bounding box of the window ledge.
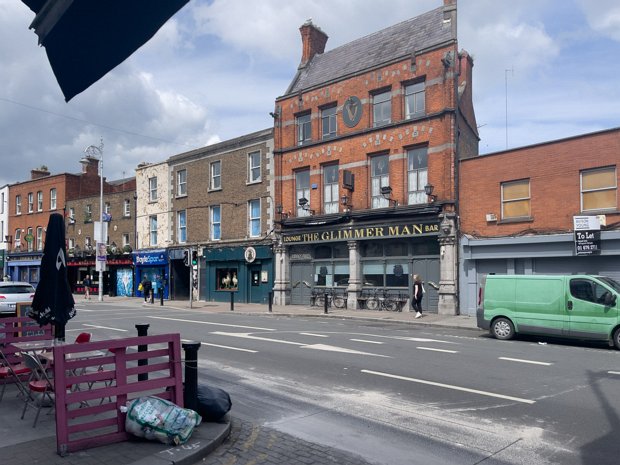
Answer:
[581,209,620,215]
[208,187,222,193]
[497,217,534,225]
[246,180,262,186]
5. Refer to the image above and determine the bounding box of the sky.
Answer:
[0,0,619,186]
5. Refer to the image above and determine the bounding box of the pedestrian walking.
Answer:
[412,274,425,318]
[83,274,91,300]
[141,276,152,303]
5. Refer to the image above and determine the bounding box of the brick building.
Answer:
[459,127,620,315]
[64,170,136,297]
[167,128,274,303]
[6,162,103,285]
[272,0,477,313]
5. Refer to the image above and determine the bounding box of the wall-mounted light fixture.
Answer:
[276,204,289,220]
[424,183,437,203]
[380,186,398,207]
[298,197,315,215]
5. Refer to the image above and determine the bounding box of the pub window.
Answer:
[297,112,312,146]
[323,164,339,214]
[332,243,348,258]
[371,154,390,209]
[314,245,332,259]
[217,268,238,291]
[407,147,428,205]
[386,261,409,287]
[385,241,408,256]
[361,241,383,257]
[296,169,311,217]
[372,89,392,127]
[362,261,384,287]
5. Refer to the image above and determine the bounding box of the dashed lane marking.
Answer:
[350,339,384,344]
[499,357,552,366]
[300,333,328,338]
[148,316,275,331]
[81,324,129,332]
[416,346,458,354]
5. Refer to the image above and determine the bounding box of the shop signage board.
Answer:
[282,222,440,244]
[573,216,601,256]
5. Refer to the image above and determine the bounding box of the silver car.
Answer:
[0,281,35,315]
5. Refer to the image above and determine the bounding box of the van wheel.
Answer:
[491,318,515,340]
[613,328,620,350]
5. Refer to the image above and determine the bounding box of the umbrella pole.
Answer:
[54,323,66,342]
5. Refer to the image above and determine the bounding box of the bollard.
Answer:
[182,341,201,412]
[135,323,150,381]
[230,292,234,311]
[150,289,154,304]
[160,289,164,306]
[324,292,328,314]
[268,291,273,313]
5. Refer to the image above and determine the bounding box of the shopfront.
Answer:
[6,251,42,286]
[133,249,169,299]
[276,219,445,312]
[201,245,274,304]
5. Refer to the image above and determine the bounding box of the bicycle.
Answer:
[312,288,347,309]
[364,288,404,312]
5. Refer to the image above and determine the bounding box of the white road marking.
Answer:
[416,346,458,354]
[499,357,552,366]
[211,332,304,346]
[300,333,328,338]
[303,344,390,357]
[81,324,129,332]
[200,342,257,353]
[149,316,275,331]
[212,332,389,357]
[361,369,536,404]
[393,337,456,344]
[350,339,384,344]
[608,371,620,376]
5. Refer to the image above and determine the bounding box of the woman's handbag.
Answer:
[138,283,143,291]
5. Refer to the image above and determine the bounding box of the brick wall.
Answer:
[459,128,620,236]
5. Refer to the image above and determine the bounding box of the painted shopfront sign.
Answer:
[283,222,440,244]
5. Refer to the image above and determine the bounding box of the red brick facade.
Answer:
[459,128,620,237]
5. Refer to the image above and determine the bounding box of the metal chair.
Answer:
[0,349,32,402]
[20,352,56,427]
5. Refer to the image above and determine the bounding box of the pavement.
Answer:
[0,296,481,465]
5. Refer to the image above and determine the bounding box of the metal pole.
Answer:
[189,247,193,309]
[135,323,150,381]
[268,291,273,313]
[182,341,201,411]
[230,292,234,311]
[324,292,328,314]
[99,147,104,302]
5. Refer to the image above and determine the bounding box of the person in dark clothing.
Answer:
[141,277,152,303]
[412,274,425,318]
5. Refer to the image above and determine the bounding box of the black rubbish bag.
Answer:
[196,384,232,422]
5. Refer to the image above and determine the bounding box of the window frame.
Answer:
[177,169,187,197]
[295,169,311,217]
[37,191,43,212]
[323,164,339,214]
[36,226,43,251]
[16,195,21,215]
[210,205,221,241]
[296,112,312,146]
[149,215,158,246]
[501,179,531,220]
[148,177,158,202]
[85,204,92,222]
[321,105,337,140]
[123,199,131,217]
[210,161,222,191]
[407,147,428,205]
[372,89,392,127]
[370,154,390,209]
[50,188,57,210]
[28,192,34,213]
[27,227,33,252]
[177,210,187,243]
[404,81,426,119]
[580,166,617,212]
[122,233,130,247]
[248,151,261,184]
[248,199,261,238]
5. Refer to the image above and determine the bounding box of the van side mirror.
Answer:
[603,292,616,307]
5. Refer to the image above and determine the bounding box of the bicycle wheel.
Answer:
[333,296,345,308]
[366,298,379,310]
[384,299,399,312]
[315,295,325,307]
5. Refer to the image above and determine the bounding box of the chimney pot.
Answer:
[299,20,328,68]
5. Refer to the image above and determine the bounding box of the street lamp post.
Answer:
[84,139,105,302]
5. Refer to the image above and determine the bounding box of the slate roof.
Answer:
[284,6,454,97]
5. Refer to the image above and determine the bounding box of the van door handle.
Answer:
[567,300,573,310]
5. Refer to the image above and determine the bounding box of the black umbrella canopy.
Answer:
[31,213,76,341]
[21,0,190,102]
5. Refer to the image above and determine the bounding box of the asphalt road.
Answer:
[71,301,620,465]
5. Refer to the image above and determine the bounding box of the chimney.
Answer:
[80,155,100,176]
[30,167,50,180]
[299,20,328,68]
[443,0,457,38]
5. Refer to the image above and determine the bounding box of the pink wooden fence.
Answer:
[0,315,53,365]
[52,333,183,456]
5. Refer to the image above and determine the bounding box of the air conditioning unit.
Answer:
[485,213,497,222]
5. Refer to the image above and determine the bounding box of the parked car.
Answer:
[477,274,620,348]
[0,281,36,315]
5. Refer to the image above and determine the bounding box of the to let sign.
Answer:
[573,215,601,256]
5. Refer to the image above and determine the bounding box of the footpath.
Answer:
[0,296,481,465]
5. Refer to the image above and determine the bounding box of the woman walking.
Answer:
[412,274,425,318]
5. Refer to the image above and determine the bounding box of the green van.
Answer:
[477,274,620,349]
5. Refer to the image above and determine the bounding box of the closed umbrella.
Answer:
[31,213,76,341]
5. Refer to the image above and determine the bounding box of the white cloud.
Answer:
[576,0,620,41]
